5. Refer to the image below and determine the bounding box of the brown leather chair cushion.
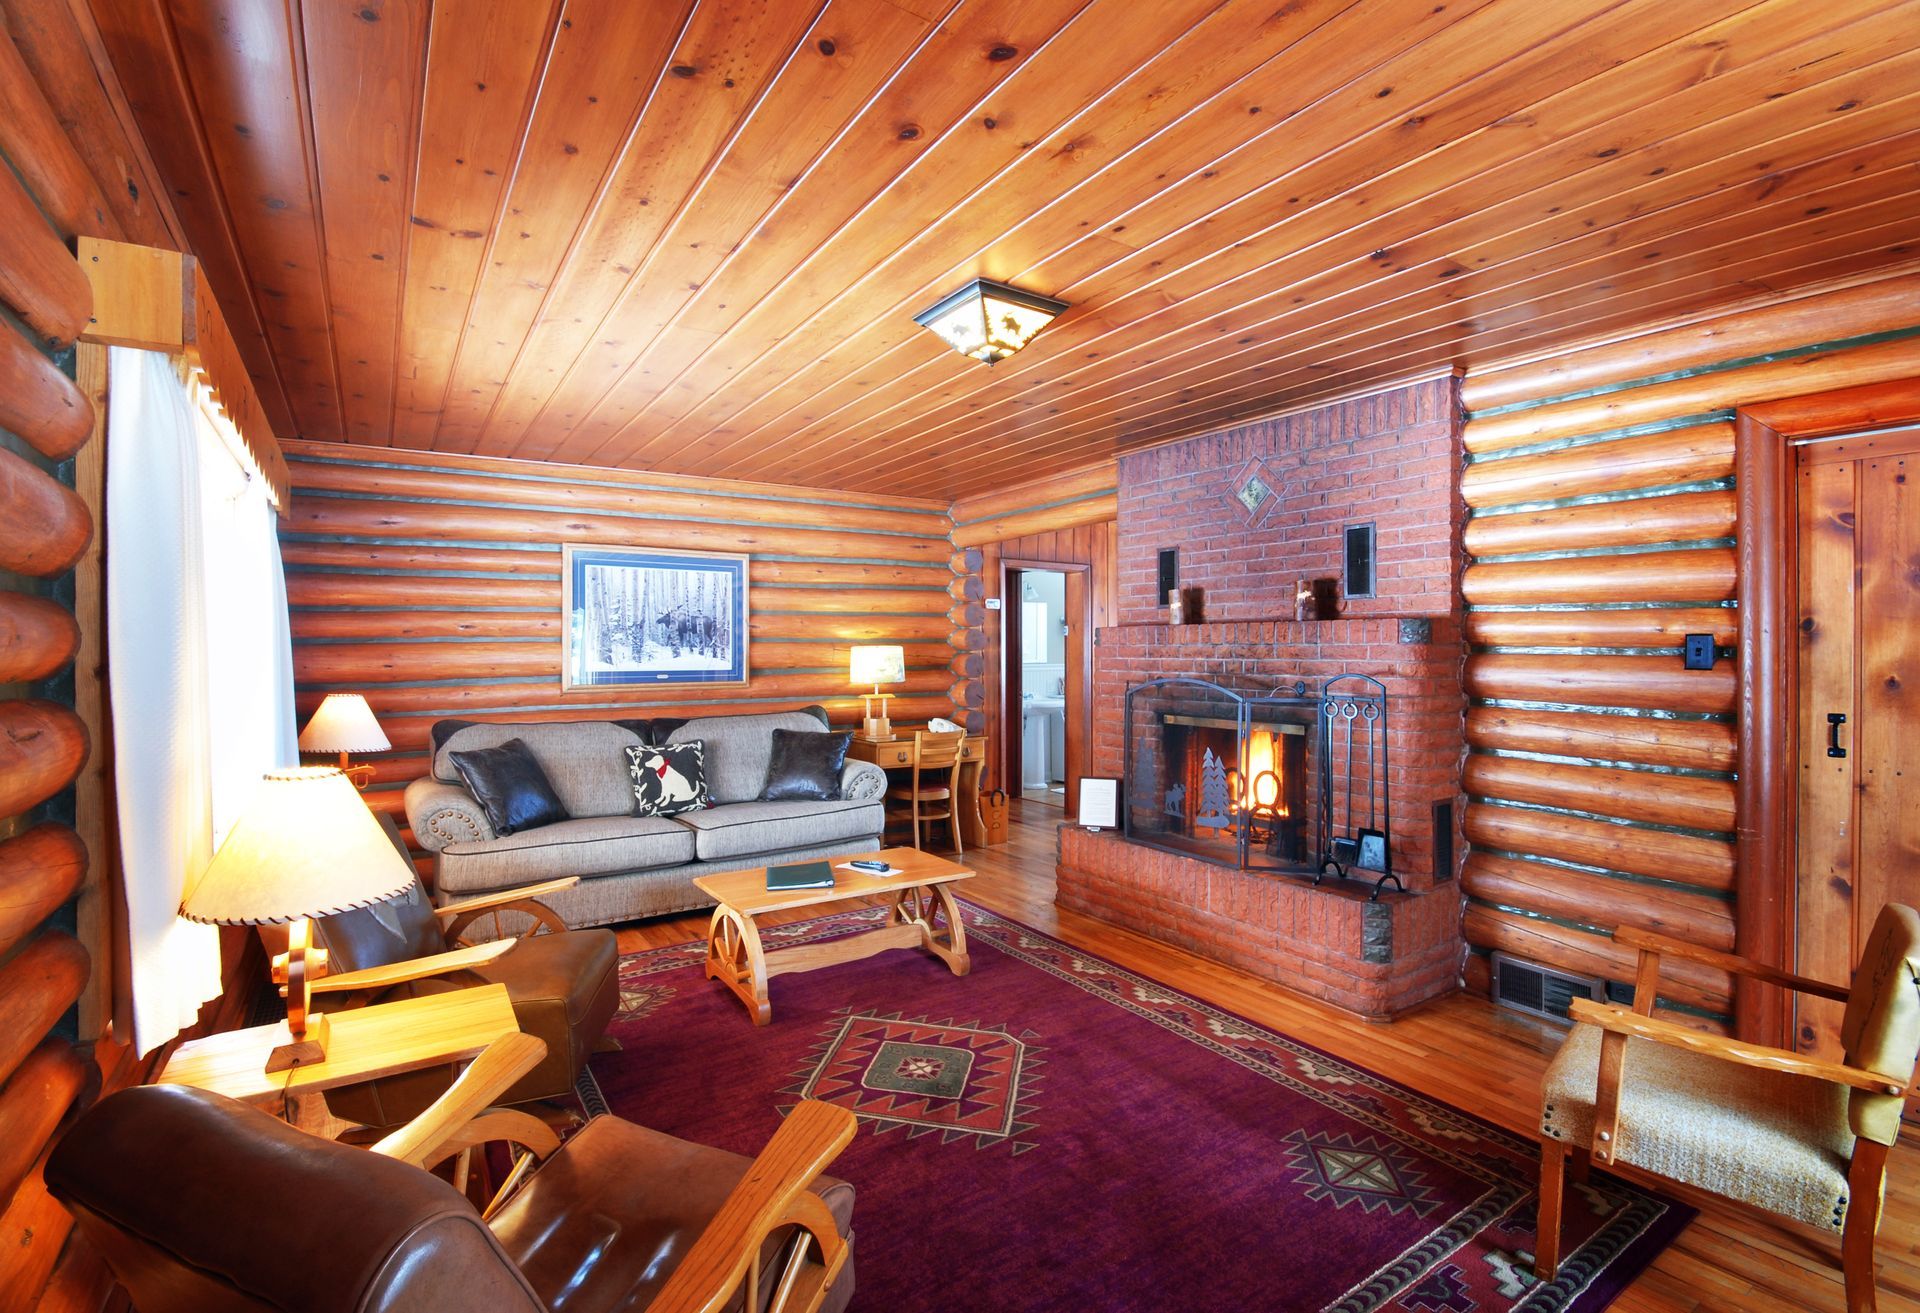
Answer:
[326,928,620,1128]
[490,1114,856,1313]
[47,1085,546,1313]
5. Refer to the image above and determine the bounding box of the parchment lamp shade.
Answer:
[912,278,1068,365]
[298,692,388,789]
[850,644,906,742]
[181,767,416,1071]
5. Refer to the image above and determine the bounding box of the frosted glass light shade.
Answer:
[849,645,906,687]
[298,693,390,754]
[180,767,415,925]
[913,278,1068,365]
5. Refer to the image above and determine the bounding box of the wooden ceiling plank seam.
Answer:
[469,0,943,459]
[164,0,344,440]
[849,109,1920,485]
[386,0,568,449]
[732,0,1834,482]
[566,0,1462,471]
[600,0,1671,473]
[377,0,435,450]
[89,0,303,436]
[541,0,1267,466]
[773,0,1912,482]
[645,0,1406,476]
[420,0,709,452]
[933,206,1920,491]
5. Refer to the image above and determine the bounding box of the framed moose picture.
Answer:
[561,545,750,689]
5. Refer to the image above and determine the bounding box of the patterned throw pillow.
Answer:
[627,741,711,817]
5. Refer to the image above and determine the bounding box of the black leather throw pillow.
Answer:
[627,741,711,817]
[447,738,568,836]
[761,729,851,802]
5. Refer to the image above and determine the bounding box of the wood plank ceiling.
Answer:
[90,0,1920,497]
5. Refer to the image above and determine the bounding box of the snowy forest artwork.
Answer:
[562,545,750,688]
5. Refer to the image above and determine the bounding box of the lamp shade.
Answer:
[849,644,906,687]
[913,278,1068,365]
[298,693,390,754]
[180,767,415,925]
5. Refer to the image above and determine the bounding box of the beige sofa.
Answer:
[404,709,886,928]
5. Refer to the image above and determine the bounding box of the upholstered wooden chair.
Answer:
[1534,904,1920,1311]
[48,1034,859,1313]
[886,728,967,853]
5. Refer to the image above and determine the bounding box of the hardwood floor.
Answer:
[614,801,1920,1312]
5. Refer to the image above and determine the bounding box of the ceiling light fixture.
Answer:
[913,277,1068,365]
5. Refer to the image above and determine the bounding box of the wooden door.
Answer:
[1794,428,1920,1062]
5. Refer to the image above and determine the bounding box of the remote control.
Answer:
[849,860,890,872]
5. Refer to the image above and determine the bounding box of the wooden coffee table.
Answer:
[693,847,973,1025]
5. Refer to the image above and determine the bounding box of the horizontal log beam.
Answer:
[1460,423,1733,509]
[1464,606,1737,649]
[0,448,91,577]
[949,460,1117,526]
[0,700,88,818]
[294,638,958,685]
[1464,272,1920,411]
[1463,548,1735,606]
[0,932,89,1087]
[0,825,86,958]
[0,594,79,684]
[0,1040,94,1219]
[1464,802,1734,892]
[1464,754,1734,832]
[0,28,117,242]
[296,667,959,717]
[0,163,90,345]
[950,493,1119,548]
[1463,905,1730,1014]
[1464,707,1736,773]
[1465,653,1735,714]
[1462,853,1734,950]
[277,543,954,588]
[1463,489,1735,556]
[0,323,92,461]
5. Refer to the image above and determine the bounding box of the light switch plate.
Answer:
[1683,633,1715,670]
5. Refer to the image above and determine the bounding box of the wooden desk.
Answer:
[157,983,520,1137]
[694,848,974,1025]
[847,733,990,847]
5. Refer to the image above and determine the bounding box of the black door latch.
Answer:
[1827,712,1847,759]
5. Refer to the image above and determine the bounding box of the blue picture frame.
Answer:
[561,544,750,689]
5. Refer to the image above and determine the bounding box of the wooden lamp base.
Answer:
[859,691,894,741]
[263,1011,330,1073]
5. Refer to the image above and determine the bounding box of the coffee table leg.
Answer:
[704,903,772,1025]
[894,883,970,976]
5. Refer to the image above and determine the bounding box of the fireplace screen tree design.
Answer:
[1123,675,1399,896]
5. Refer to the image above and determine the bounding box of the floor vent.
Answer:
[1490,952,1601,1023]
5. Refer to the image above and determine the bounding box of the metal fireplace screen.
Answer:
[1122,675,1399,896]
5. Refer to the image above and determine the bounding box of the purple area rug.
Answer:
[585,900,1688,1312]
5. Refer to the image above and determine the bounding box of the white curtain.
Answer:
[108,348,296,1055]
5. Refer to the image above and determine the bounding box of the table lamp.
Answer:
[849,644,906,740]
[180,766,417,1073]
[298,692,389,790]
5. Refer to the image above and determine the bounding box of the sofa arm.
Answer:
[840,759,887,802]
[405,777,494,851]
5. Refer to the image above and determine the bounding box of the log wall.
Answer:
[1458,270,1920,1032]
[279,442,965,869]
[0,0,178,1296]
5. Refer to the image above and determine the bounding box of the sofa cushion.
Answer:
[674,798,883,862]
[434,721,644,819]
[448,739,569,836]
[669,709,831,805]
[762,728,851,802]
[626,742,711,817]
[435,815,696,894]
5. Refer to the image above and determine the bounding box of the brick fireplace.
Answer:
[1061,376,1468,1019]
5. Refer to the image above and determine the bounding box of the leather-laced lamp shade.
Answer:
[180,767,417,1073]
[912,278,1068,365]
[298,692,389,790]
[850,644,906,741]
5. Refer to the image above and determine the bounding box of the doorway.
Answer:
[1002,562,1091,814]
[1792,423,1920,1063]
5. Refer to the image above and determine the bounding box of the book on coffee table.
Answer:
[765,859,835,892]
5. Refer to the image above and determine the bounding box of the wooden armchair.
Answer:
[887,728,967,853]
[1535,904,1920,1311]
[48,1034,859,1313]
